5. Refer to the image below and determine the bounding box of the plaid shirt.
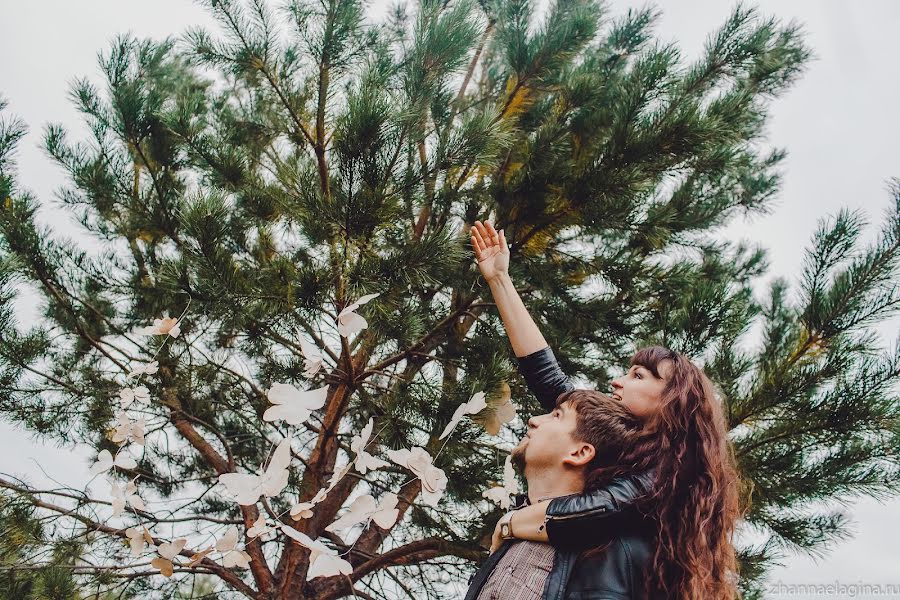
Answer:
[475,495,560,600]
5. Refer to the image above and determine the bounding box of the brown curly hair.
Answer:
[586,347,742,599]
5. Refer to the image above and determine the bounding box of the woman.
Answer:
[471,220,742,599]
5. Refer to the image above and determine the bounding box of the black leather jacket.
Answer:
[465,346,658,600]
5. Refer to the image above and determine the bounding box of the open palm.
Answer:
[471,220,509,282]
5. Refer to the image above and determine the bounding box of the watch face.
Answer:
[501,523,510,537]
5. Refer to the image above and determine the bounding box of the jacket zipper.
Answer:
[547,505,608,521]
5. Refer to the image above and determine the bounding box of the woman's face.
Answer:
[610,361,672,419]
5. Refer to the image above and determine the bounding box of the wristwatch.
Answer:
[498,511,515,540]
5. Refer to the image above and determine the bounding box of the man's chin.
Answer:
[510,442,526,470]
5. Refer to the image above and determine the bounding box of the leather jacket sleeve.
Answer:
[517,346,656,551]
[544,470,656,551]
[516,346,575,412]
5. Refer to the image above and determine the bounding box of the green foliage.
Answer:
[0,492,82,600]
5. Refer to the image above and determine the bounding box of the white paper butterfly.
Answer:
[299,337,323,378]
[90,449,137,475]
[263,383,328,426]
[291,488,327,520]
[111,412,146,445]
[126,360,159,380]
[337,293,379,337]
[152,538,187,577]
[218,437,292,505]
[109,477,145,517]
[280,525,353,580]
[386,447,447,507]
[325,492,399,533]
[119,385,150,409]
[135,314,181,338]
[350,418,389,475]
[216,526,252,568]
[439,391,488,440]
[125,525,152,557]
[247,514,274,539]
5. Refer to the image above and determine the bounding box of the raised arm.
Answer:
[516,346,575,413]
[471,220,575,410]
[471,220,549,358]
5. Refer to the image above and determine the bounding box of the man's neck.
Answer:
[524,466,584,504]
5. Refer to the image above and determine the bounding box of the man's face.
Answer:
[511,400,586,470]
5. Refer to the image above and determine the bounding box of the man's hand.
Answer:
[471,220,509,284]
[489,514,505,555]
[490,501,552,554]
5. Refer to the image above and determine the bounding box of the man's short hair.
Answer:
[555,390,642,482]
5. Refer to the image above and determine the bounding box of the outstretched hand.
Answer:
[470,220,509,283]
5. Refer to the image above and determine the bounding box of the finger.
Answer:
[471,235,483,257]
[499,229,507,252]
[485,220,499,243]
[471,226,486,250]
[473,223,492,248]
[474,221,490,245]
[480,220,495,244]
[471,220,483,239]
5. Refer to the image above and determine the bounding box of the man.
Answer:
[464,389,655,600]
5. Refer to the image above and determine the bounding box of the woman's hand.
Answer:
[471,220,509,283]
[470,219,548,359]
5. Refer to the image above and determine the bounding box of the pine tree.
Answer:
[0,492,82,600]
[0,0,898,598]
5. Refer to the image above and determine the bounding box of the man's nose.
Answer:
[611,378,624,390]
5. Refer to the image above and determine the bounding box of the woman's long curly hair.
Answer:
[593,346,742,599]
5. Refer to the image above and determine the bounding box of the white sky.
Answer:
[2,0,899,595]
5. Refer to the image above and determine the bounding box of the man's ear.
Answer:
[562,442,595,467]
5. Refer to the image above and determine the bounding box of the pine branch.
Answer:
[166,400,274,593]
[312,536,482,599]
[0,477,258,598]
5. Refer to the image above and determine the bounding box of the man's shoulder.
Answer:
[566,533,655,597]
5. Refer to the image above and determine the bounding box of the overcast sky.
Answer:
[2,0,899,595]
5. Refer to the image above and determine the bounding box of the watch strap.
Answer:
[499,511,515,539]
